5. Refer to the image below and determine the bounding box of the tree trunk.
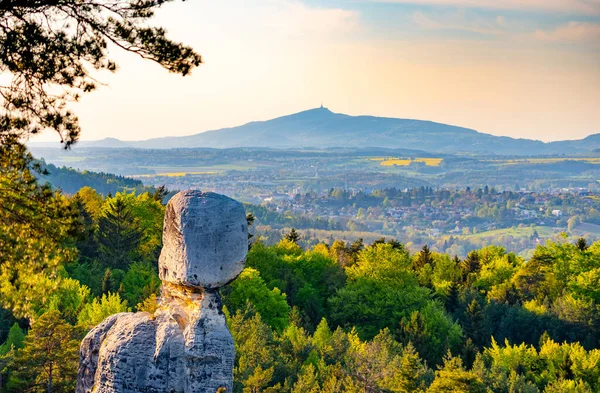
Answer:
[47,364,52,393]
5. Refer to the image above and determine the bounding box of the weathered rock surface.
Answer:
[160,191,248,289]
[76,191,247,393]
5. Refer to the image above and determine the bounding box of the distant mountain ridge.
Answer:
[31,107,599,155]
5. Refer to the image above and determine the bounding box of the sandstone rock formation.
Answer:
[160,190,247,289]
[76,191,248,393]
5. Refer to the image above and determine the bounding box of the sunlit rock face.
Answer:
[159,191,248,289]
[76,191,247,393]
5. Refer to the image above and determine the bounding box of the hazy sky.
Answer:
[36,0,600,143]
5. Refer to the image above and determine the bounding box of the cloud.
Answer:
[155,0,361,42]
[412,10,508,36]
[263,1,360,35]
[376,0,600,15]
[410,7,600,45]
[535,21,600,42]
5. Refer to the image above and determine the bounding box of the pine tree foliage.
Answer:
[97,196,143,269]
[284,228,300,244]
[9,310,80,393]
[414,244,434,270]
[0,0,201,146]
[0,323,25,355]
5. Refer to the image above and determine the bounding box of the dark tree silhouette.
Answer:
[461,251,481,275]
[284,228,300,244]
[246,212,255,250]
[0,0,202,146]
[414,244,434,270]
[151,185,169,202]
[445,281,460,314]
[463,299,487,347]
[576,237,588,251]
[349,238,364,256]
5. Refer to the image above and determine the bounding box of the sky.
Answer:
[35,0,600,143]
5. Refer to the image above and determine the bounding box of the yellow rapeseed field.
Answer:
[376,157,443,167]
[135,171,217,178]
[414,158,443,166]
[380,159,412,166]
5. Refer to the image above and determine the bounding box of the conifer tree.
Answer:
[463,299,487,347]
[460,251,481,284]
[246,212,256,250]
[97,196,143,269]
[349,238,364,258]
[284,228,301,244]
[576,238,588,251]
[395,342,429,393]
[414,244,434,270]
[0,323,25,355]
[151,185,169,202]
[445,281,461,314]
[9,310,80,393]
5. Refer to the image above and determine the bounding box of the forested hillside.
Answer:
[1,149,599,392]
[38,161,155,196]
[223,237,600,392]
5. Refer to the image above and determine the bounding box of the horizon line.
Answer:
[28,106,597,145]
